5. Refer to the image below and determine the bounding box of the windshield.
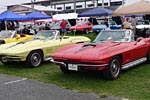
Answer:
[94,30,133,42]
[0,31,16,38]
[34,30,58,40]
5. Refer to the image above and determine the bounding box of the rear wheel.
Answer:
[26,50,43,68]
[102,56,121,80]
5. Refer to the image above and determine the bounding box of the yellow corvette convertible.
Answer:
[0,30,33,44]
[0,30,90,67]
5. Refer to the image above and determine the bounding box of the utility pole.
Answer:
[74,0,76,13]
[31,0,36,11]
[122,0,125,6]
[93,0,97,8]
[102,0,104,8]
[109,0,111,6]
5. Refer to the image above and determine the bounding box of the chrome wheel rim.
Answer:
[31,53,41,67]
[110,59,120,78]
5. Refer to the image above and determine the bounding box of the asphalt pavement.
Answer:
[0,74,124,100]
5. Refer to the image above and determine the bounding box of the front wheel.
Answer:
[102,56,121,80]
[26,50,43,68]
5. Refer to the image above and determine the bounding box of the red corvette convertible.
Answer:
[69,22,93,34]
[52,30,150,80]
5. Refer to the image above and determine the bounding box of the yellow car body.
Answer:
[0,30,33,44]
[0,30,91,67]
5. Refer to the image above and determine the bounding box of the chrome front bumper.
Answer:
[52,60,108,67]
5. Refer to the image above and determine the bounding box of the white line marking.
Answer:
[4,78,27,85]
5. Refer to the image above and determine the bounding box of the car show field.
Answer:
[0,32,149,100]
[0,0,150,99]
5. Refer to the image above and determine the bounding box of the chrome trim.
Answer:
[53,61,65,65]
[53,60,108,67]
[44,57,53,61]
[4,56,23,59]
[122,57,147,70]
[77,63,108,67]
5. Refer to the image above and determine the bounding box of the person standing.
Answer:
[122,18,133,30]
[60,19,67,36]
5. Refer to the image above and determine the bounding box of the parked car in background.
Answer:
[52,30,150,80]
[69,22,93,34]
[136,20,150,37]
[92,20,121,33]
[51,19,76,32]
[0,30,90,67]
[51,21,71,31]
[0,30,33,44]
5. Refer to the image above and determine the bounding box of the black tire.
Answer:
[102,56,121,80]
[146,49,150,63]
[85,29,89,34]
[60,65,71,74]
[26,50,43,68]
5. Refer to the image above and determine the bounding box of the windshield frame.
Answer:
[94,30,134,43]
[0,30,16,38]
[34,30,60,40]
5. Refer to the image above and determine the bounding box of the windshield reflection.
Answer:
[94,30,133,42]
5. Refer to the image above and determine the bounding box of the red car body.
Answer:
[52,30,150,80]
[69,23,93,34]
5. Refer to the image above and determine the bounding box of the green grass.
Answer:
[0,62,150,100]
[0,33,150,100]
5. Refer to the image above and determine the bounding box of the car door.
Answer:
[122,40,147,64]
[131,39,148,60]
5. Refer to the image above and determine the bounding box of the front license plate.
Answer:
[68,64,78,71]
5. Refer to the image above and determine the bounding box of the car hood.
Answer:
[53,42,122,61]
[0,39,53,54]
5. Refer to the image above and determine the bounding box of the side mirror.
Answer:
[136,37,143,42]
[134,37,143,45]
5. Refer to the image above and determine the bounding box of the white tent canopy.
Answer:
[53,13,78,20]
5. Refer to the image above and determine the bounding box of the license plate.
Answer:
[68,64,78,71]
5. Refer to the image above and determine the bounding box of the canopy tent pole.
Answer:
[4,20,7,32]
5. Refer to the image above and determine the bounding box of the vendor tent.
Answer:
[53,13,78,20]
[0,11,29,21]
[113,0,150,16]
[78,7,113,17]
[25,12,52,20]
